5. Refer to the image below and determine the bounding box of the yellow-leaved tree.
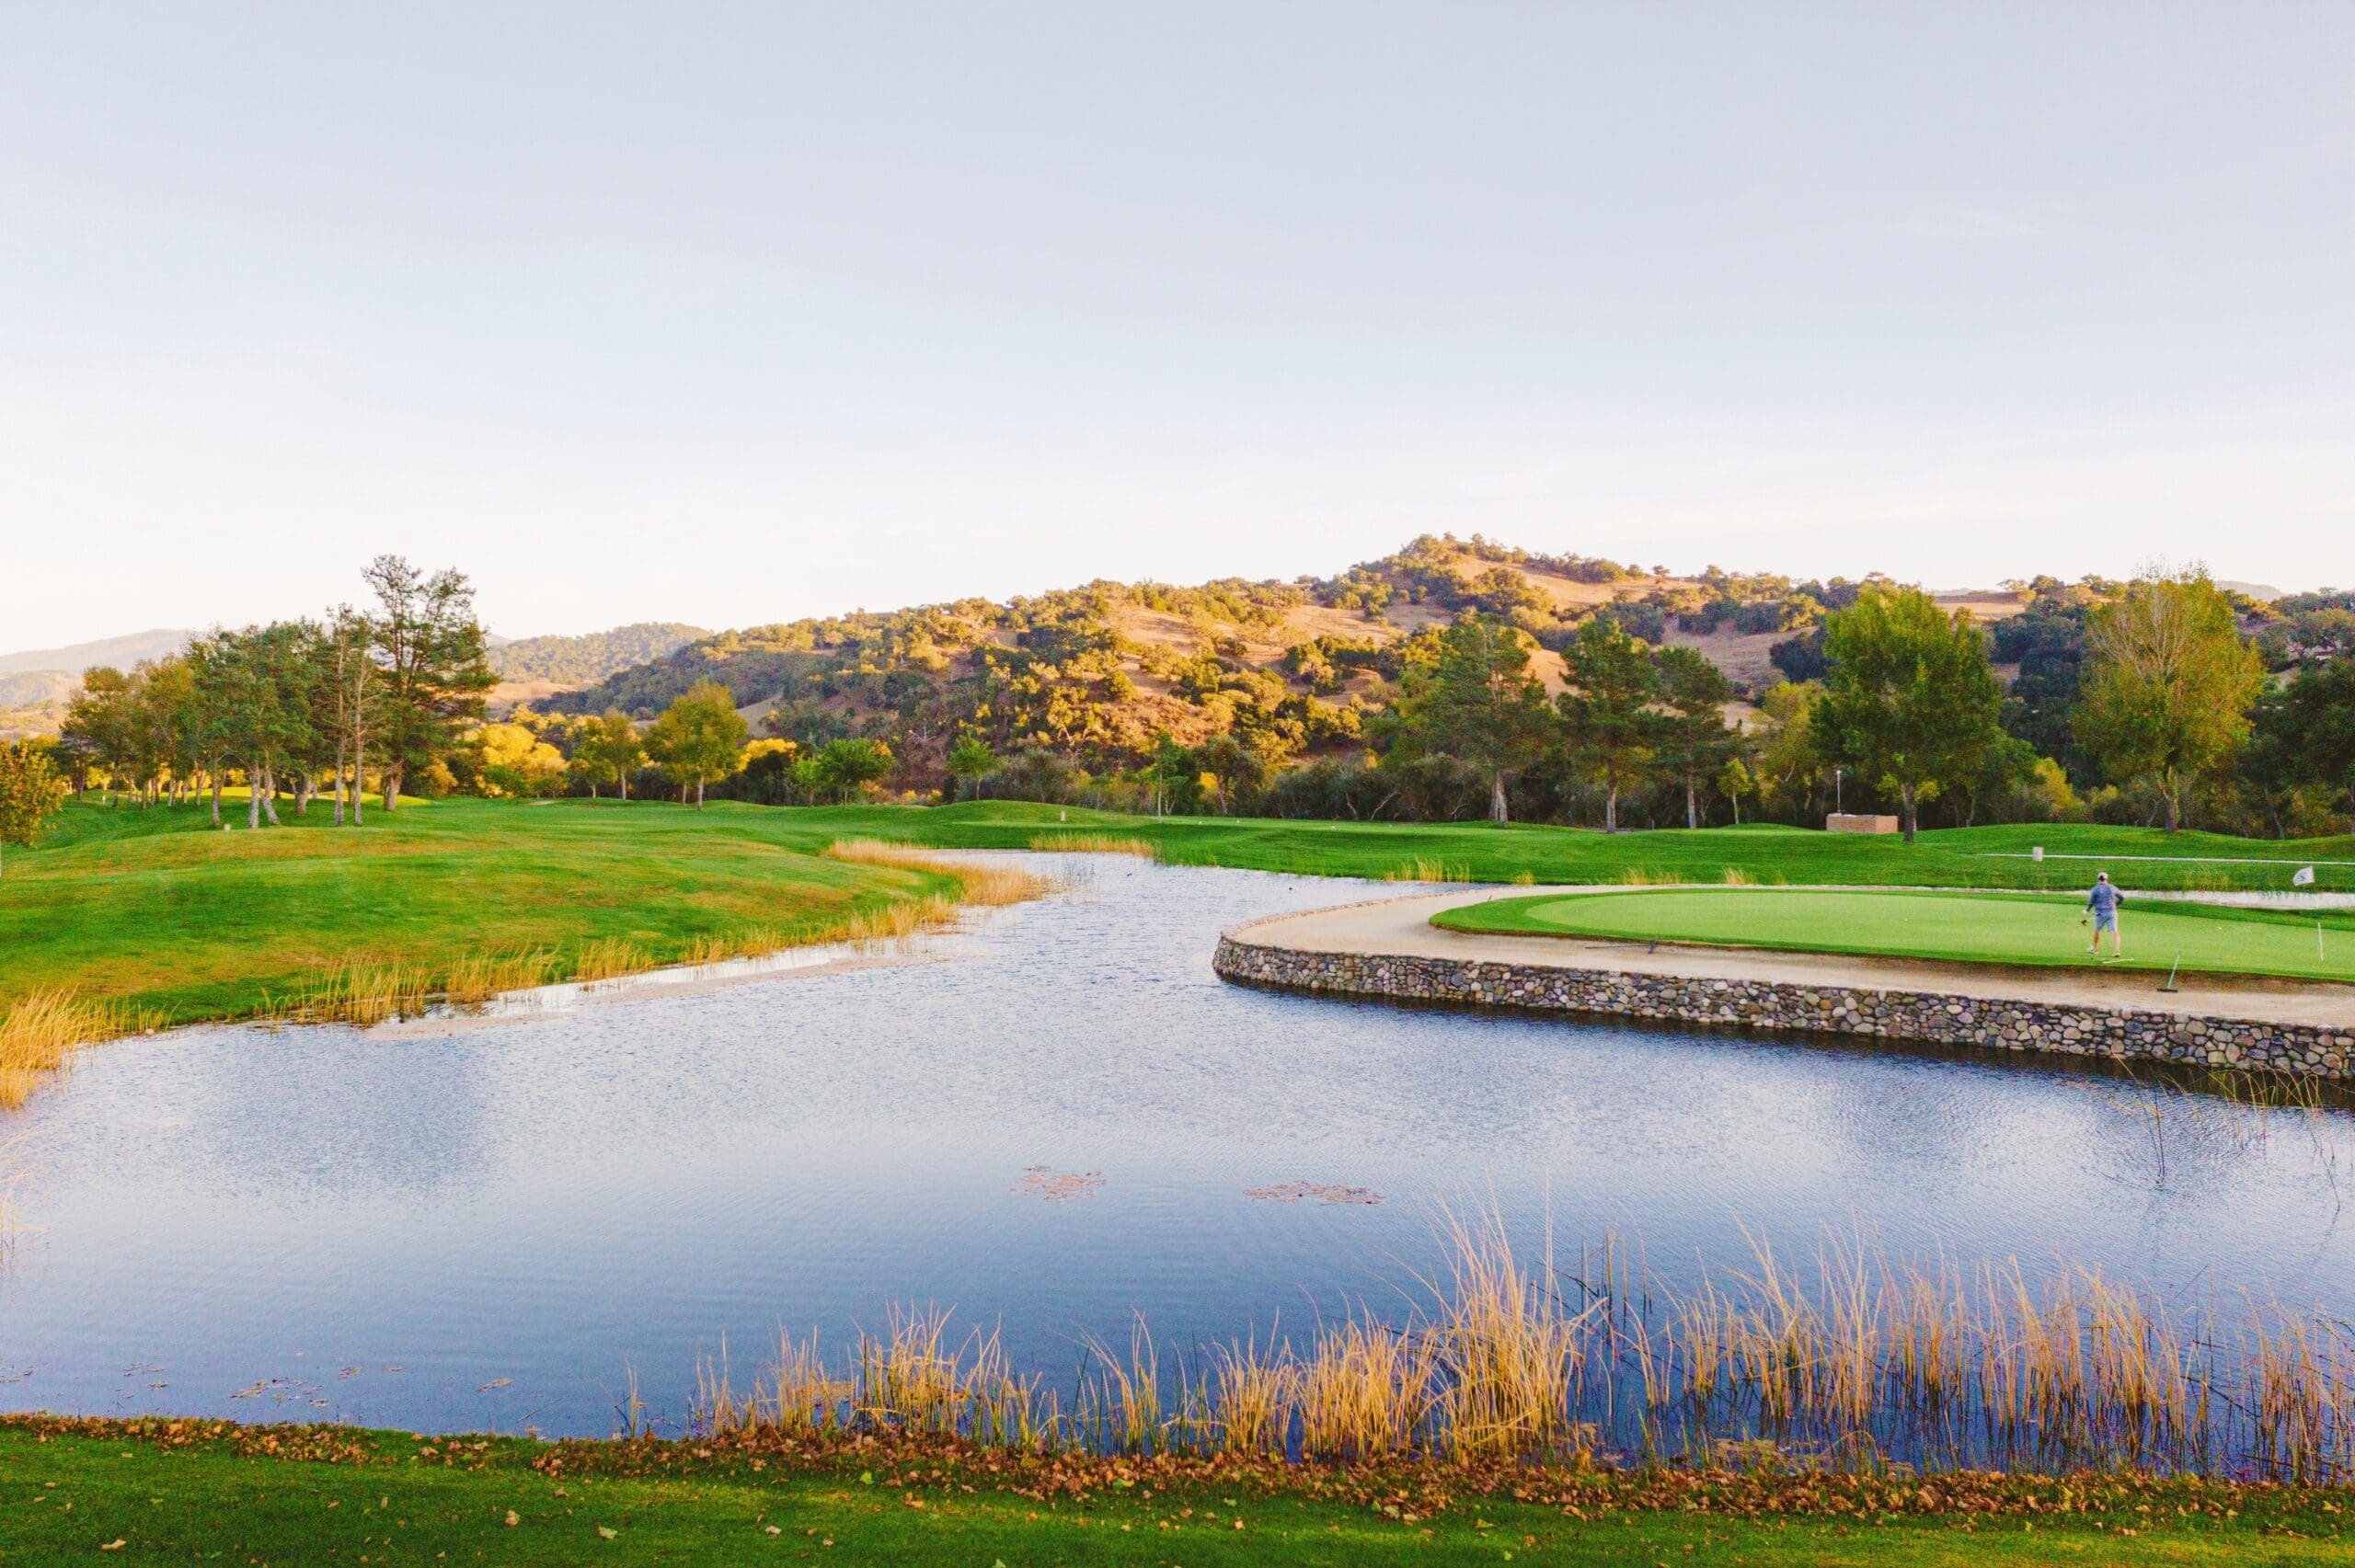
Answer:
[2073,568,2263,831]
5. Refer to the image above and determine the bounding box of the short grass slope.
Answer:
[1437,887,2355,983]
[0,795,1015,1027]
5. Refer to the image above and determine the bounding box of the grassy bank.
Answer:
[5,1419,2350,1566]
[0,796,1045,1104]
[820,802,2355,896]
[0,796,1048,1025]
[1436,888,2355,983]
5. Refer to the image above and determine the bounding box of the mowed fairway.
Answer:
[1437,887,2355,983]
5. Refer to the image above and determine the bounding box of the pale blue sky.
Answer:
[4,2,2350,647]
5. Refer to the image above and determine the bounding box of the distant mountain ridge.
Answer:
[0,628,194,676]
[0,622,704,737]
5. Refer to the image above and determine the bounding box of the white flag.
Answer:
[2293,865,2316,887]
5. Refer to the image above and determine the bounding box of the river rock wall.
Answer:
[1212,934,2355,1080]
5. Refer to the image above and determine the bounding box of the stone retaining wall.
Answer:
[1212,934,2355,1080]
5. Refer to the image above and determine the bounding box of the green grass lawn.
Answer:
[1434,888,2355,983]
[4,1423,2349,1566]
[0,795,967,1022]
[8,796,2352,1022]
[844,802,2355,896]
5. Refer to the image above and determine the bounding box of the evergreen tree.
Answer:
[1556,616,1661,833]
[2245,656,2355,835]
[362,555,494,812]
[1653,643,1738,830]
[1388,613,1552,824]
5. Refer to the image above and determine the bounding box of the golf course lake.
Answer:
[6,853,2353,1440]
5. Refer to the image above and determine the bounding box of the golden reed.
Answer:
[684,1217,2353,1480]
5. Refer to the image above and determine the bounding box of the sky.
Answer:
[4,2,2351,650]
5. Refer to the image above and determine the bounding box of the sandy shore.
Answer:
[1231,887,2355,1030]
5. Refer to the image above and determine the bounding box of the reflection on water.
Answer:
[3,854,2350,1438]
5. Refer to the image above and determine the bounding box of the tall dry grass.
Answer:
[571,935,656,984]
[1381,858,1471,884]
[1028,832,1156,858]
[675,1216,2355,1480]
[0,990,162,1108]
[826,839,1051,908]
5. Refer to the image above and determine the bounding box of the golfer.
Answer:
[2084,872,2124,958]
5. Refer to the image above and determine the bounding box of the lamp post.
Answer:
[1833,767,1844,814]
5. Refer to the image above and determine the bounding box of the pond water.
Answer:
[5,854,2352,1444]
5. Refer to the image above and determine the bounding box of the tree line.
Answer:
[48,557,492,827]
[14,555,2353,844]
[28,551,897,828]
[933,567,2350,841]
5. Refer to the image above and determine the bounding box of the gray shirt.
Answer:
[2086,881,2120,917]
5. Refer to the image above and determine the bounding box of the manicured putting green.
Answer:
[1435,887,2355,983]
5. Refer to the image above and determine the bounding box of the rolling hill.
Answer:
[540,535,2031,785]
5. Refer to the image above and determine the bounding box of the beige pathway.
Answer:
[1231,887,2355,1030]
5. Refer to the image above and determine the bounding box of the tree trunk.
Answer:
[294,773,312,816]
[2163,775,2182,831]
[1899,782,1918,843]
[1684,776,1699,830]
[696,776,706,809]
[247,765,262,829]
[209,773,222,827]
[1488,771,1508,826]
[383,765,402,814]
[334,739,347,826]
[619,773,628,803]
[1604,782,1619,834]
[261,768,281,826]
[351,711,364,825]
